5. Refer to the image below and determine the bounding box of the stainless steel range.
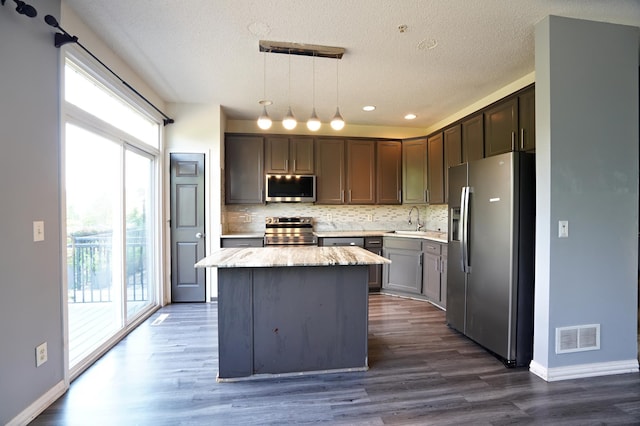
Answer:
[264,216,318,246]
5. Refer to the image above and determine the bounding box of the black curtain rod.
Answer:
[43,15,174,126]
[2,3,174,126]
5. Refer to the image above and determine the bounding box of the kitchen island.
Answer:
[195,246,390,381]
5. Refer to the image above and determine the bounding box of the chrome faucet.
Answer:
[408,206,424,231]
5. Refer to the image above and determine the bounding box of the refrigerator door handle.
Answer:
[459,186,467,273]
[461,186,471,273]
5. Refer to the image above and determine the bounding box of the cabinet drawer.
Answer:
[422,241,441,255]
[221,238,264,248]
[364,237,383,248]
[320,237,364,247]
[383,237,422,251]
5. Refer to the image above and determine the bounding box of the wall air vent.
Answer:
[555,324,600,354]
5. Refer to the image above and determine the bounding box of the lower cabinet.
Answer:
[365,237,383,292]
[422,241,447,309]
[221,237,264,248]
[382,237,422,294]
[382,237,447,308]
[319,236,381,291]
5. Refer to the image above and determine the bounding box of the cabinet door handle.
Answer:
[348,190,352,202]
[285,159,289,172]
[292,159,296,172]
[511,131,515,151]
[435,257,440,272]
[419,253,423,266]
[341,190,344,203]
[520,128,525,151]
[425,189,429,203]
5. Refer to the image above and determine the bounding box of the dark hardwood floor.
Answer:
[33,294,640,425]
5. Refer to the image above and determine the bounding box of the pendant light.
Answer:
[257,52,272,130]
[330,55,345,130]
[282,50,297,130]
[307,53,321,131]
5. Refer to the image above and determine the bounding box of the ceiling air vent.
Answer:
[555,324,600,354]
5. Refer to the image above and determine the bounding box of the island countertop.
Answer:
[195,246,391,268]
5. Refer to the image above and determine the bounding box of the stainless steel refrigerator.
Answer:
[447,151,535,367]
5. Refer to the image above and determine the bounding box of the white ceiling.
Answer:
[63,0,640,129]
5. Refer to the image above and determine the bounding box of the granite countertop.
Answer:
[315,230,447,243]
[195,246,391,268]
[221,233,264,238]
[221,230,448,244]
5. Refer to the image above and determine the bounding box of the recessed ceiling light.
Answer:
[362,105,376,112]
[417,38,438,50]
[404,114,417,120]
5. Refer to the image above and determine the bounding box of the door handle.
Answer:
[195,232,205,239]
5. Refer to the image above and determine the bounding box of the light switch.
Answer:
[33,221,44,242]
[558,220,568,238]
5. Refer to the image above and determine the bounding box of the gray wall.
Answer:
[533,16,639,371]
[0,1,64,423]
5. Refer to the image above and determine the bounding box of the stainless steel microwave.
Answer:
[265,174,316,203]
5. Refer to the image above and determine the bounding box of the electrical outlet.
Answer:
[326,213,332,221]
[244,214,252,223]
[366,214,373,222]
[36,342,47,367]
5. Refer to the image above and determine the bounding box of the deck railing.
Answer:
[67,228,148,303]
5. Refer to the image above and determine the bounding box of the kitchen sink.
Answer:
[389,230,432,236]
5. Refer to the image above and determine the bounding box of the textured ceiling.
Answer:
[63,0,640,129]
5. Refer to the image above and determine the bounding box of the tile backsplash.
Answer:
[223,203,448,234]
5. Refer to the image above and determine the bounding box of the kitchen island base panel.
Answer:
[218,265,369,380]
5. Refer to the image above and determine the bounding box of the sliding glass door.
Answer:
[64,55,160,373]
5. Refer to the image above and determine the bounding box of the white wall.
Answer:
[166,103,225,300]
[531,16,639,381]
[0,2,65,424]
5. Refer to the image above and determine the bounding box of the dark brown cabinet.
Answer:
[484,97,518,157]
[427,133,444,204]
[376,140,402,205]
[402,138,428,204]
[225,135,264,204]
[518,87,536,152]
[443,125,462,203]
[315,138,345,204]
[265,136,314,174]
[346,139,376,204]
[462,114,484,163]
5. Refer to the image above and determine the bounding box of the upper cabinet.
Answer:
[402,138,428,204]
[315,138,345,204]
[316,138,399,205]
[484,97,518,157]
[483,85,536,157]
[518,87,536,152]
[461,113,484,163]
[427,133,444,204]
[346,139,376,204]
[376,140,402,205]
[225,135,264,204]
[443,125,462,203]
[265,136,314,174]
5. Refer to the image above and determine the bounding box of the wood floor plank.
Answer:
[32,294,640,425]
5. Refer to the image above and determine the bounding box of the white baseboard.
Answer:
[7,380,67,426]
[530,359,639,382]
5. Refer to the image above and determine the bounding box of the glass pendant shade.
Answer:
[282,107,297,130]
[257,105,272,130]
[330,107,345,130]
[307,108,321,131]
